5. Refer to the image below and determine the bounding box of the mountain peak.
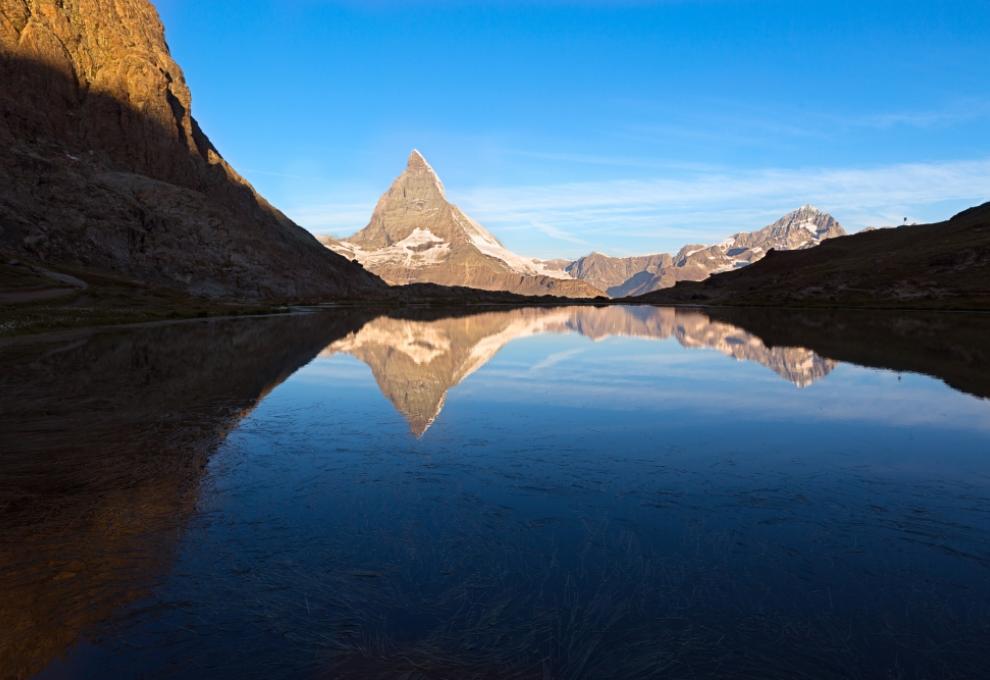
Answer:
[756,205,846,243]
[329,152,603,297]
[401,148,446,197]
[407,148,429,168]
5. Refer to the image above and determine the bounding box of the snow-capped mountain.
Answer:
[322,151,603,298]
[565,205,848,297]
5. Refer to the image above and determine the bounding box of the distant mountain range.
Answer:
[324,152,847,298]
[564,205,846,296]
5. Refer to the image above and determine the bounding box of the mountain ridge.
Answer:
[563,205,847,297]
[628,202,990,309]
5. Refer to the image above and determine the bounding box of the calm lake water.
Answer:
[2,305,989,679]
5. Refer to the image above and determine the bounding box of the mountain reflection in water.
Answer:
[1,305,988,679]
[323,306,836,435]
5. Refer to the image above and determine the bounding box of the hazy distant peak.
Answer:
[567,206,847,297]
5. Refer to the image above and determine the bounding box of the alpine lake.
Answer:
[2,305,989,679]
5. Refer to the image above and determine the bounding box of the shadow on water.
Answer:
[1,305,988,679]
[0,311,370,678]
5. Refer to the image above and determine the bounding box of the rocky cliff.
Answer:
[0,0,383,300]
[323,151,604,298]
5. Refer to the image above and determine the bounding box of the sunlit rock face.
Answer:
[0,0,381,300]
[323,306,835,435]
[322,151,604,298]
[566,206,848,297]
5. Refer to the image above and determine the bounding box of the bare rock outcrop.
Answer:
[0,0,383,300]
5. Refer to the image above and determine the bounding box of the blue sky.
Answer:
[155,0,990,258]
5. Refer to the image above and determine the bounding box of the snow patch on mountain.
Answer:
[455,212,575,279]
[339,227,451,268]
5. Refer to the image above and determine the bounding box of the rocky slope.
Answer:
[566,206,847,297]
[323,151,604,298]
[631,202,990,309]
[0,0,383,300]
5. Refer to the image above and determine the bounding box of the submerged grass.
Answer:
[147,430,990,680]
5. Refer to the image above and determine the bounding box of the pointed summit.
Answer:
[324,151,603,297]
[402,149,446,197]
[407,148,429,169]
[727,206,846,255]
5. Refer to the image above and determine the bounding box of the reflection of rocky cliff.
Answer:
[0,312,369,679]
[323,306,835,435]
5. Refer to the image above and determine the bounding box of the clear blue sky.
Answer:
[155,0,990,258]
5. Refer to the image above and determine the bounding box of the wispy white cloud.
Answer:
[456,156,990,255]
[529,347,587,372]
[287,156,990,257]
[287,200,379,238]
[609,98,990,150]
[500,148,720,171]
[529,220,590,245]
[843,100,990,130]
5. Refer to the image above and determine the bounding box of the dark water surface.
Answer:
[2,306,989,679]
